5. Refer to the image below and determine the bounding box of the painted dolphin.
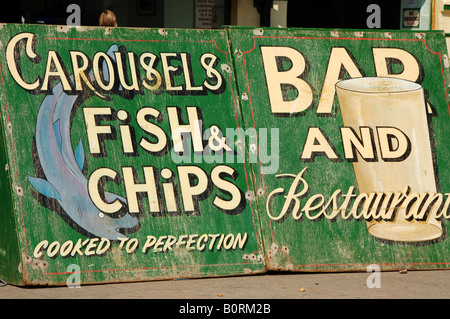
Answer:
[28,45,139,240]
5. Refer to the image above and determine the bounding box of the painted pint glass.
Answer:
[336,77,443,242]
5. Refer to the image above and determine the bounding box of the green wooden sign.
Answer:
[1,24,450,286]
[228,27,450,272]
[0,24,264,286]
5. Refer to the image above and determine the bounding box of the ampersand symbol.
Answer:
[208,125,231,152]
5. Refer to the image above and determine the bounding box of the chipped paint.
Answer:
[57,25,71,33]
[253,29,263,36]
[330,30,339,37]
[444,54,449,68]
[0,23,265,286]
[221,63,231,73]
[229,26,450,273]
[1,23,450,286]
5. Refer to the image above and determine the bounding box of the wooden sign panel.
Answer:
[0,24,264,285]
[228,27,450,272]
[1,24,450,286]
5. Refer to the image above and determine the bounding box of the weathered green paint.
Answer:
[1,24,450,286]
[0,108,21,285]
[228,26,450,272]
[0,24,264,286]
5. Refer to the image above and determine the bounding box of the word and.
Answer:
[301,126,411,162]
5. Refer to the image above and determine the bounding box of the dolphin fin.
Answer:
[105,44,123,91]
[104,191,127,204]
[106,44,119,60]
[103,44,118,82]
[28,176,62,201]
[53,120,62,153]
[75,138,85,171]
